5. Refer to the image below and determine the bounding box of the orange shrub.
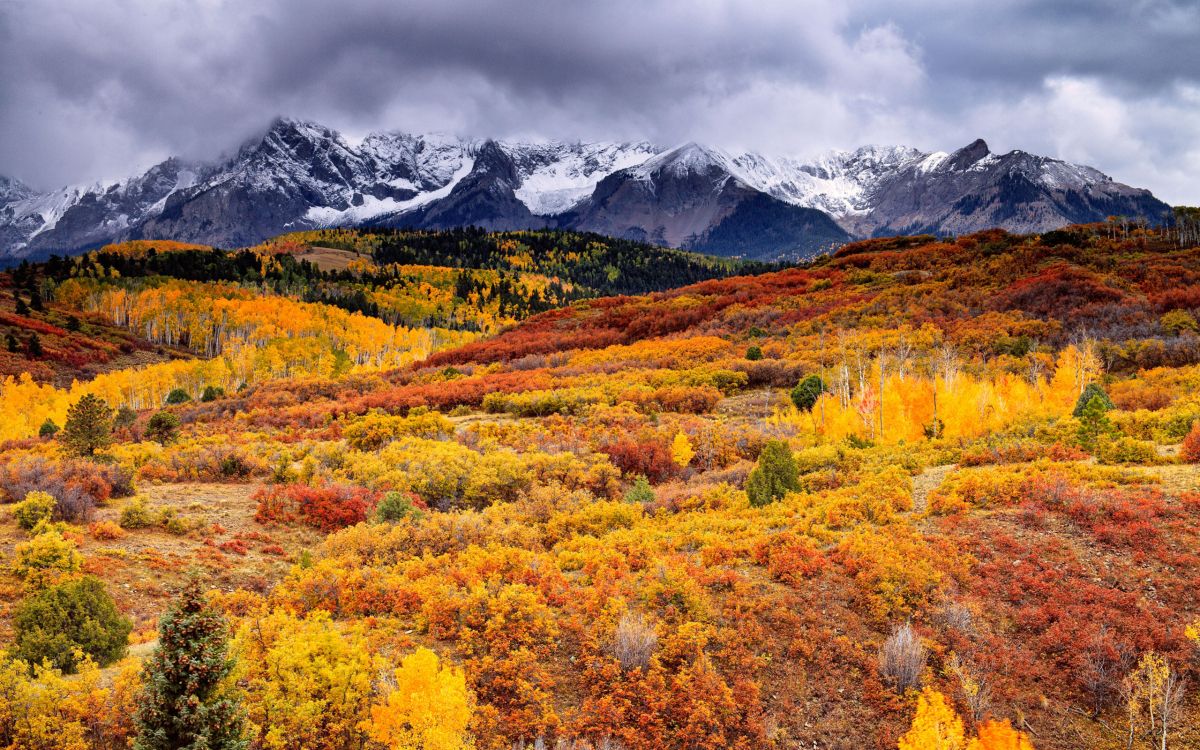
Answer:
[1181,421,1200,462]
[88,520,125,540]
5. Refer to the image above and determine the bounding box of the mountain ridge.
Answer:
[0,117,1171,261]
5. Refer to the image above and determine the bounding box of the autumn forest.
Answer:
[0,221,1199,750]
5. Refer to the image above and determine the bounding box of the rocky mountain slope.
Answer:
[0,118,1171,262]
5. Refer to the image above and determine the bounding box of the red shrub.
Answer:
[753,532,826,584]
[599,439,678,484]
[253,483,380,531]
[219,538,250,555]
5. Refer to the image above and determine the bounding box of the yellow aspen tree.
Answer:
[898,688,965,750]
[671,431,695,469]
[366,647,474,750]
[966,720,1035,750]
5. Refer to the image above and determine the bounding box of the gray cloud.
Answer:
[0,0,1196,203]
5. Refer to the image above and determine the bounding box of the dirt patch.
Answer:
[296,246,364,272]
[0,482,322,636]
[912,464,955,514]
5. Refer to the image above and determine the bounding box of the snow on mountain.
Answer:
[0,118,1172,261]
[507,140,659,215]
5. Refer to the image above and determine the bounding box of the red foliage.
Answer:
[219,538,250,555]
[253,483,380,532]
[959,441,1086,467]
[599,439,678,484]
[995,263,1127,319]
[752,532,826,585]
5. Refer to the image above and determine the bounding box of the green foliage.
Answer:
[5,333,17,353]
[114,405,138,429]
[12,575,130,673]
[26,333,42,357]
[201,385,225,402]
[1076,395,1119,452]
[165,388,192,405]
[119,497,155,529]
[375,491,420,523]
[37,418,58,438]
[134,577,247,750]
[747,440,800,507]
[745,345,763,361]
[61,393,114,457]
[624,476,655,504]
[790,375,826,412]
[146,411,181,444]
[1072,383,1114,418]
[1095,436,1160,465]
[13,491,56,531]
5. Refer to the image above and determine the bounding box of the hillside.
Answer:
[0,229,764,394]
[0,223,1198,748]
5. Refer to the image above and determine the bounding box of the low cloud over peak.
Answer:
[1,0,1197,203]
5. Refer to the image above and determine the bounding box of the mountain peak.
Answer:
[945,138,991,170]
[634,141,731,179]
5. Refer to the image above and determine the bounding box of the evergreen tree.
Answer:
[1076,394,1118,452]
[114,405,138,430]
[25,333,42,358]
[134,577,247,750]
[145,411,181,444]
[624,476,655,504]
[28,287,43,312]
[165,388,192,405]
[14,295,29,315]
[790,374,826,412]
[61,393,114,457]
[12,575,131,673]
[745,345,763,361]
[1072,382,1114,417]
[37,418,58,438]
[746,440,800,507]
[5,333,18,353]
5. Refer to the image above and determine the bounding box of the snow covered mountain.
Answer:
[0,118,1171,262]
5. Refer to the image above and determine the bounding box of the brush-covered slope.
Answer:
[1,224,1199,749]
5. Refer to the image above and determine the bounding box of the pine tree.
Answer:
[26,333,42,358]
[61,393,114,457]
[28,287,43,312]
[746,440,800,507]
[14,296,29,316]
[5,333,18,353]
[1076,394,1117,453]
[1071,382,1113,417]
[134,577,247,750]
[790,374,826,412]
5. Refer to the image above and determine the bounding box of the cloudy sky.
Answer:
[1,0,1197,203]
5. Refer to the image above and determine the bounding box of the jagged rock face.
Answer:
[0,120,1173,262]
[858,139,1170,237]
[391,141,547,231]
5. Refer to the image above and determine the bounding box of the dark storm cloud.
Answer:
[0,0,1197,202]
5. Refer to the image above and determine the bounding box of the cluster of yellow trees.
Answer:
[0,280,475,442]
[774,344,1102,443]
